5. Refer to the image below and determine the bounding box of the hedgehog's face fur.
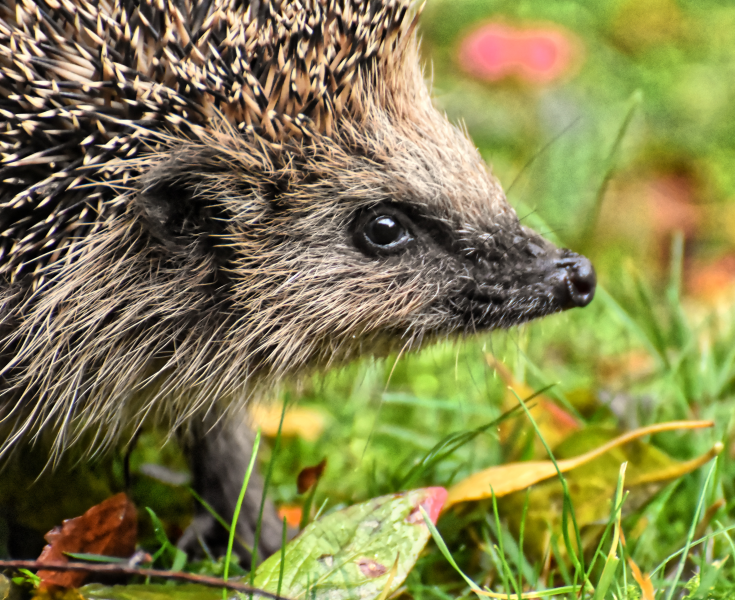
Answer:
[135,61,595,381]
[0,0,594,452]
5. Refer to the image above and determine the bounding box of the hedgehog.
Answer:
[0,0,595,558]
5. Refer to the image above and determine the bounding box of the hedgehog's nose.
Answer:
[549,252,596,308]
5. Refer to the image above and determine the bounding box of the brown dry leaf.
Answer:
[297,458,327,494]
[37,493,137,589]
[486,357,580,457]
[444,420,716,509]
[250,404,327,441]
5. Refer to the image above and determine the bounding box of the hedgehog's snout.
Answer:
[546,251,596,309]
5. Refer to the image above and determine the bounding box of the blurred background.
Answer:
[421,0,735,298]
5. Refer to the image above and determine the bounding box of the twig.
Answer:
[0,560,290,599]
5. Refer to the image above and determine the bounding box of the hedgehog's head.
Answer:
[136,15,595,379]
[0,0,597,449]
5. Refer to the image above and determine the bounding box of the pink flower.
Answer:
[458,23,578,84]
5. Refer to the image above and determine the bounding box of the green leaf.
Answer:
[252,487,447,600]
[171,547,188,573]
[146,507,170,548]
[146,507,186,570]
[65,553,130,564]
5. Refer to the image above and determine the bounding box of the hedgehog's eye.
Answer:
[365,216,405,247]
[353,207,414,256]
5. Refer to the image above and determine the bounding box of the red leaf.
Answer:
[37,493,137,589]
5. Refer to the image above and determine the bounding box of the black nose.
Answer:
[550,253,596,309]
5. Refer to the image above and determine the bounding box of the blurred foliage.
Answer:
[422,0,735,283]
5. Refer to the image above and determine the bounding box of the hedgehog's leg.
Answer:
[178,417,283,564]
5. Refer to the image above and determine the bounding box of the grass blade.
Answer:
[224,428,261,598]
[251,399,287,579]
[663,458,719,600]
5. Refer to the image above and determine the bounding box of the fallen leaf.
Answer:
[38,493,137,589]
[357,558,388,578]
[375,555,400,600]
[444,420,716,509]
[253,487,447,600]
[297,458,327,494]
[496,427,722,561]
[249,404,327,441]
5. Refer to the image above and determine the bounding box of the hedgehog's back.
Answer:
[0,0,414,287]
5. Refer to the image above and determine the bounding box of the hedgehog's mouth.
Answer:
[449,249,596,331]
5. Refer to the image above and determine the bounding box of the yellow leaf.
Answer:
[250,404,327,441]
[444,420,716,509]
